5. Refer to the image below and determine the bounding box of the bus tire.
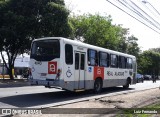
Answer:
[94,78,102,93]
[123,78,130,89]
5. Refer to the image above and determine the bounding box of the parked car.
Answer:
[144,75,152,80]
[136,74,144,83]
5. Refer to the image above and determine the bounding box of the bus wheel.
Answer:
[94,78,102,93]
[123,79,130,89]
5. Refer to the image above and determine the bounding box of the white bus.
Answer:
[29,37,137,93]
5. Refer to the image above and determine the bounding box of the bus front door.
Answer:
[74,52,85,89]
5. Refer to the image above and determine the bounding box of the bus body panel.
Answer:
[30,59,60,80]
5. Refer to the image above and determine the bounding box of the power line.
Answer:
[116,0,160,31]
[127,0,160,30]
[141,0,160,20]
[142,0,160,16]
[106,0,160,35]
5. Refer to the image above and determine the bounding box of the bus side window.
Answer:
[110,54,118,68]
[88,49,98,66]
[126,58,132,69]
[75,53,79,69]
[107,54,110,67]
[99,52,109,67]
[119,56,126,69]
[65,44,73,65]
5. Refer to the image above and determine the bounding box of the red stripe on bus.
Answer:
[94,67,104,80]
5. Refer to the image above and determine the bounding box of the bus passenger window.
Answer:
[99,52,109,67]
[88,49,98,66]
[110,54,118,68]
[126,58,132,69]
[119,56,126,69]
[65,44,73,64]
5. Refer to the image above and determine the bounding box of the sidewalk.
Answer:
[0,78,30,88]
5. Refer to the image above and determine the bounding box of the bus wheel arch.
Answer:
[123,77,131,89]
[94,77,103,93]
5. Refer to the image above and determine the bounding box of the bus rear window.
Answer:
[31,39,60,61]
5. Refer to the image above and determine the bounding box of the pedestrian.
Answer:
[14,69,17,78]
[152,74,156,83]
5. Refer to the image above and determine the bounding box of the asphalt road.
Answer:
[0,80,159,109]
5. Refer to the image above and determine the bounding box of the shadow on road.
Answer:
[0,87,134,108]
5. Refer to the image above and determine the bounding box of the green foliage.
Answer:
[69,14,140,57]
[138,50,160,76]
[0,0,72,79]
[70,14,123,50]
[149,48,160,53]
[126,35,141,58]
[146,102,160,108]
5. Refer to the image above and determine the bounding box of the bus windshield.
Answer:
[30,39,60,61]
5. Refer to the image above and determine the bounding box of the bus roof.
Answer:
[33,37,136,59]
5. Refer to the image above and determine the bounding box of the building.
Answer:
[0,54,30,76]
[14,56,30,76]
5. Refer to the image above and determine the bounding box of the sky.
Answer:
[1,0,160,62]
[64,0,160,51]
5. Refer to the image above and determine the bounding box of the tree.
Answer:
[138,51,160,77]
[69,14,125,50]
[149,48,160,53]
[0,0,72,79]
[114,25,129,53]
[69,14,141,56]
[126,35,140,57]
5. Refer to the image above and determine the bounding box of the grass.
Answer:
[146,102,160,108]
[115,101,160,117]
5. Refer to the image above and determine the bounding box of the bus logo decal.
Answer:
[66,67,72,78]
[94,67,104,80]
[97,68,101,74]
[88,67,92,72]
[48,62,57,74]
